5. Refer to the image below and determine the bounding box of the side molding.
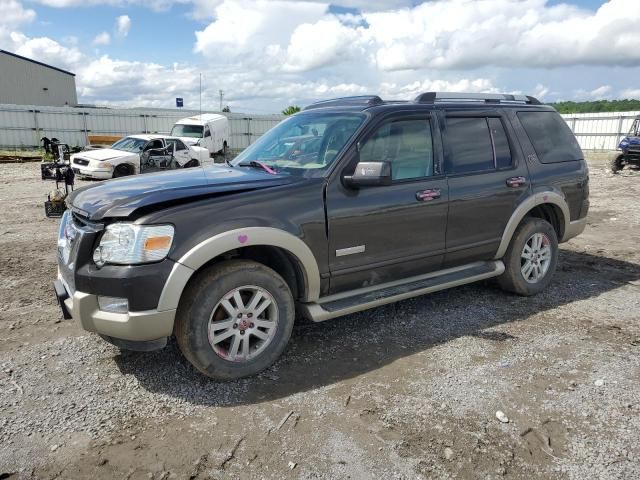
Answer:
[157,227,321,311]
[494,191,570,259]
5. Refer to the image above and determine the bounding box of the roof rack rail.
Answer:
[414,92,541,105]
[303,95,384,111]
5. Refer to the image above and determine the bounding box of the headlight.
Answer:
[96,161,113,169]
[93,224,174,267]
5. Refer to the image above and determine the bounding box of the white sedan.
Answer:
[70,134,210,180]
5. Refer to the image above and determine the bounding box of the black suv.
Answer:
[54,92,589,379]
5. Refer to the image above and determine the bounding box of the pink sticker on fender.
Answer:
[238,234,248,244]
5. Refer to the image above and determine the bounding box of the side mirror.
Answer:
[343,161,392,188]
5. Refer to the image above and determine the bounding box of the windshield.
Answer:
[231,112,365,174]
[111,137,147,152]
[171,124,204,138]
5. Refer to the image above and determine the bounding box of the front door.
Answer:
[441,110,530,266]
[326,113,449,293]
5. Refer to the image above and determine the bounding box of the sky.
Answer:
[1,0,639,113]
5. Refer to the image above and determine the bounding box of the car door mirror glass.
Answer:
[344,161,392,188]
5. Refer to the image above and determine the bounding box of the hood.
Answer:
[178,137,199,146]
[73,148,137,162]
[66,165,295,221]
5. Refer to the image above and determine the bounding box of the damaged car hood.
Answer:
[67,165,296,221]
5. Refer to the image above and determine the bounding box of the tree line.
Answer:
[549,99,640,114]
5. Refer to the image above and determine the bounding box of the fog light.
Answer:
[98,296,128,313]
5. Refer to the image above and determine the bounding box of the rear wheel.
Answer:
[112,164,133,178]
[609,153,625,173]
[498,217,558,296]
[175,260,295,380]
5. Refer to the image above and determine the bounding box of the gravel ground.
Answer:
[0,157,639,479]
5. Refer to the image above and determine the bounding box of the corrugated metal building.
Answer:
[0,50,78,107]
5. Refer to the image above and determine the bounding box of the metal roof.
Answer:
[0,49,76,77]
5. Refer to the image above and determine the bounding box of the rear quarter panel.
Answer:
[509,111,589,221]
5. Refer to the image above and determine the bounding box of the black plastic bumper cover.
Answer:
[53,279,72,320]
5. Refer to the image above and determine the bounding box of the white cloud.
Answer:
[115,14,131,38]
[0,0,36,42]
[589,85,613,98]
[363,0,640,71]
[194,0,327,60]
[92,31,111,45]
[621,89,640,99]
[9,32,83,71]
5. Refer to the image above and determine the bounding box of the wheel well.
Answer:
[527,203,564,239]
[191,245,305,300]
[115,163,133,173]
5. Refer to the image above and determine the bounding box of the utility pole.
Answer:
[199,73,202,119]
[219,90,224,112]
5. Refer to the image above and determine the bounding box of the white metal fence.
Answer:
[561,111,640,151]
[0,103,285,151]
[0,102,636,152]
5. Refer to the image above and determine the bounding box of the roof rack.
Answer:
[415,92,541,105]
[303,95,384,111]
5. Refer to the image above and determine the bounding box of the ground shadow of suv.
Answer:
[54,92,589,380]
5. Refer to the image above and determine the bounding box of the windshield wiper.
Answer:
[237,160,278,175]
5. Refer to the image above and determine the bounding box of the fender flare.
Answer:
[157,227,321,311]
[494,191,570,259]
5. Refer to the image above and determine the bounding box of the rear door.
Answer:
[442,109,530,266]
[326,111,449,293]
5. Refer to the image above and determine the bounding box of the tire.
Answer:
[498,217,558,296]
[175,260,295,380]
[609,154,625,173]
[183,159,200,168]
[113,164,133,178]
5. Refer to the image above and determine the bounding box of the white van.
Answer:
[170,114,229,156]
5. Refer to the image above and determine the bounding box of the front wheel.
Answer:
[498,217,558,296]
[175,260,295,380]
[113,164,133,178]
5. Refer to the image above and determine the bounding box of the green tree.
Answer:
[222,105,231,113]
[549,99,640,114]
[282,105,301,116]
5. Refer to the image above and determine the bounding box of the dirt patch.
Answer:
[1,158,639,479]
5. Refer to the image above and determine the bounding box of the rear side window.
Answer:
[517,111,583,163]
[445,117,494,174]
[445,116,513,174]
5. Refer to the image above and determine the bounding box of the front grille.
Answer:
[73,158,90,166]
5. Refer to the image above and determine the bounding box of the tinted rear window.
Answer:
[518,111,583,163]
[445,117,494,174]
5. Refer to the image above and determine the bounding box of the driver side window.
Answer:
[204,126,211,138]
[359,118,434,181]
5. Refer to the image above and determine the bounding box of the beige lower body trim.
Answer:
[63,286,175,342]
[561,216,587,243]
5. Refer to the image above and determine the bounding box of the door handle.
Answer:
[506,176,527,188]
[416,188,441,201]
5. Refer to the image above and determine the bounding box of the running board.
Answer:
[300,260,505,322]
